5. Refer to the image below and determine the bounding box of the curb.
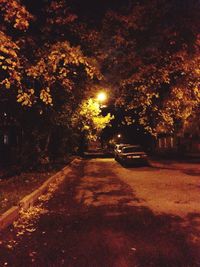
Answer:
[0,206,20,230]
[0,158,78,231]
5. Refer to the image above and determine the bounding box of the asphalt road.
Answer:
[0,158,200,267]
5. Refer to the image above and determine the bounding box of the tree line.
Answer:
[0,0,199,167]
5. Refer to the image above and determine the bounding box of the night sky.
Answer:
[23,0,131,23]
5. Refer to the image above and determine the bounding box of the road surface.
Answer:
[0,158,200,267]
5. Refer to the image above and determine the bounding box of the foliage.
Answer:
[0,31,21,91]
[16,41,100,107]
[0,1,103,166]
[99,0,200,135]
[72,98,114,141]
[0,0,32,31]
[45,0,77,26]
[0,0,200,168]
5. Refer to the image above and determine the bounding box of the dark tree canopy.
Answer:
[0,0,199,166]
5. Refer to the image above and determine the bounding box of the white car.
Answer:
[114,143,130,160]
[118,145,148,166]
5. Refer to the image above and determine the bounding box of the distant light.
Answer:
[97,92,107,103]
[117,134,121,138]
[4,134,9,145]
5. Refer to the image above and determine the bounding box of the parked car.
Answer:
[117,145,148,166]
[114,143,130,160]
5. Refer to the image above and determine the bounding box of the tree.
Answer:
[72,98,113,140]
[0,0,103,166]
[0,0,32,31]
[72,98,113,154]
[16,40,102,164]
[0,0,32,97]
[0,31,21,91]
[1,0,199,167]
[98,0,200,136]
[17,41,100,106]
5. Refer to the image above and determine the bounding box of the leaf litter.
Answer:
[3,174,66,251]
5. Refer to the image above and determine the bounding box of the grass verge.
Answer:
[0,157,74,214]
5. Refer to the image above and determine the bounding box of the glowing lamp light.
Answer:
[97,92,107,103]
[117,134,121,138]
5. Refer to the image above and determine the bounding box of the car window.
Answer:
[121,144,130,148]
[115,144,129,150]
[122,147,143,153]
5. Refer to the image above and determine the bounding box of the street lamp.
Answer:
[97,92,107,103]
